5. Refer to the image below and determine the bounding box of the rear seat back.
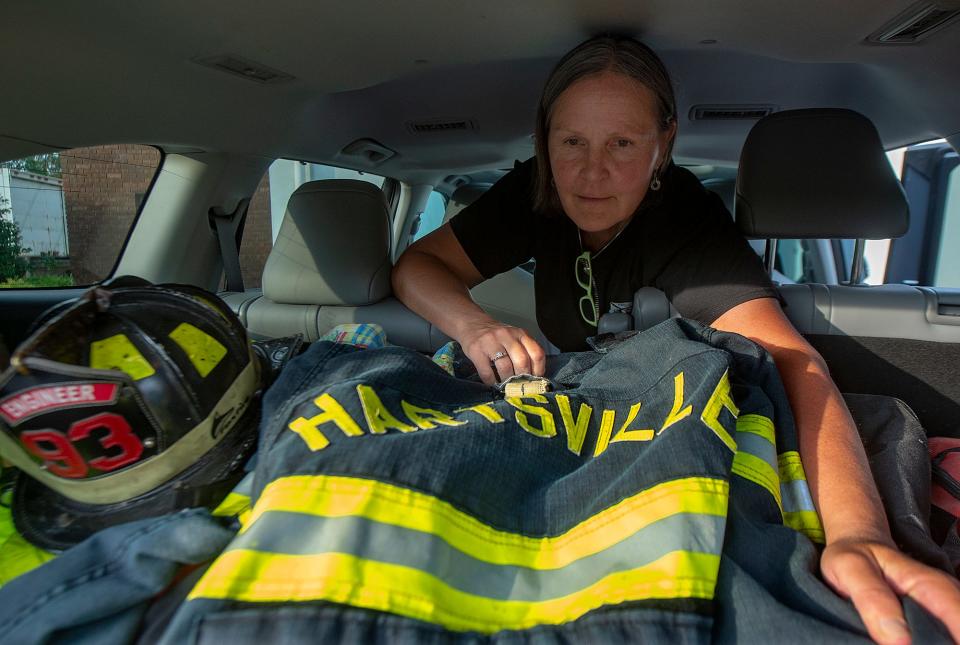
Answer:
[620,108,960,343]
[242,179,449,351]
[735,108,960,342]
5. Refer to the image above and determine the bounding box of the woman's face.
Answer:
[548,71,674,244]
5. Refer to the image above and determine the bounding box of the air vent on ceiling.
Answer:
[406,119,478,134]
[689,105,777,121]
[867,1,960,43]
[192,54,295,84]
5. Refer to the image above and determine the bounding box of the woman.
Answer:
[393,35,960,642]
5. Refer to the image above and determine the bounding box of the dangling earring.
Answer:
[650,170,661,192]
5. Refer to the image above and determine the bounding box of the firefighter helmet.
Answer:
[0,280,260,550]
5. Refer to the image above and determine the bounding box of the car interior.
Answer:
[1,0,959,449]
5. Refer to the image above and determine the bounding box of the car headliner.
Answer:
[1,0,958,184]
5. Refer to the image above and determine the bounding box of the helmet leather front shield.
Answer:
[0,284,257,507]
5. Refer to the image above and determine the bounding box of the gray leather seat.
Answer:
[243,179,449,350]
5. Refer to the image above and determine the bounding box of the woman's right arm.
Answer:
[392,224,545,384]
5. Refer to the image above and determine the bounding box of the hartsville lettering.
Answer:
[287,369,738,456]
[0,383,120,425]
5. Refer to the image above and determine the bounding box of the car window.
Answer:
[931,161,960,286]
[771,238,885,285]
[410,191,447,243]
[775,239,822,284]
[883,141,957,287]
[0,145,161,288]
[237,160,385,289]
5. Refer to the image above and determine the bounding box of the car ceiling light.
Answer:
[866,1,960,43]
[192,54,296,84]
[337,139,396,167]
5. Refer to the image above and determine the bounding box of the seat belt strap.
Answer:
[209,199,250,293]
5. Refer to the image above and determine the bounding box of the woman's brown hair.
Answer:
[532,35,677,214]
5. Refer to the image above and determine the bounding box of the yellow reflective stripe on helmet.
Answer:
[188,549,720,633]
[89,334,155,380]
[168,322,227,378]
[241,475,729,569]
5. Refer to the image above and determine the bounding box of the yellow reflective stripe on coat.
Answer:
[189,549,719,633]
[212,492,252,527]
[779,451,824,543]
[736,414,775,444]
[239,474,728,569]
[212,472,254,527]
[732,416,823,543]
[0,501,55,587]
[732,415,782,510]
[189,475,729,631]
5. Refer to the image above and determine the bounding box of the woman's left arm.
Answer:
[712,297,960,645]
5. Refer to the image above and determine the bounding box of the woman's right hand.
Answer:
[457,319,546,385]
[392,225,545,385]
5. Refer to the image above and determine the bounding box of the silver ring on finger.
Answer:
[491,350,508,362]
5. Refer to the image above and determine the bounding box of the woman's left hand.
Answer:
[820,538,960,644]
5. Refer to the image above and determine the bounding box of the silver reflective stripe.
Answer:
[232,471,254,497]
[735,432,777,471]
[228,510,725,602]
[781,478,816,513]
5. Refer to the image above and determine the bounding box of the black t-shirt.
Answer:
[449,158,777,351]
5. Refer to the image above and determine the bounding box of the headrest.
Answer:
[736,109,908,240]
[262,179,391,306]
[442,184,492,225]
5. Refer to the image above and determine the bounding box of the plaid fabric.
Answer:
[430,341,458,376]
[318,324,387,350]
[320,325,456,376]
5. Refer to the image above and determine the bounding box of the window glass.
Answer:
[886,140,956,287]
[774,239,827,284]
[411,191,447,243]
[933,163,960,286]
[859,147,907,285]
[236,160,385,289]
[0,145,161,287]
